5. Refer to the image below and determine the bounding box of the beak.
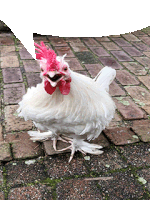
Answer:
[46,71,63,87]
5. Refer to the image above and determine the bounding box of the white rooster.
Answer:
[17,41,116,162]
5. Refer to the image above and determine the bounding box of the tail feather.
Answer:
[94,66,116,92]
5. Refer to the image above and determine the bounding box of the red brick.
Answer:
[55,46,75,57]
[84,64,103,78]
[23,60,40,72]
[50,37,68,46]
[33,36,48,42]
[95,36,110,42]
[122,62,147,75]
[109,81,126,96]
[114,97,145,120]
[1,55,19,68]
[104,127,139,145]
[67,38,85,47]
[122,33,140,41]
[133,56,150,69]
[132,41,150,51]
[122,46,143,57]
[5,132,42,159]
[8,185,53,200]
[111,51,133,61]
[0,142,12,161]
[66,57,83,70]
[82,38,101,46]
[143,51,150,58]
[132,30,147,36]
[111,37,132,46]
[98,57,123,69]
[19,46,33,59]
[101,42,120,50]
[138,36,150,46]
[0,37,14,45]
[3,83,26,105]
[89,46,110,57]
[0,46,16,57]
[4,105,33,133]
[71,46,89,52]
[56,179,103,200]
[138,76,150,90]
[116,70,139,85]
[26,73,41,87]
[2,68,23,83]
[132,120,150,142]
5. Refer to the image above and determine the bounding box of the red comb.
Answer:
[34,41,59,71]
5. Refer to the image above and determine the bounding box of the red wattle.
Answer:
[59,79,71,95]
[44,80,56,95]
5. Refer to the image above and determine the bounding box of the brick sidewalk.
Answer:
[0,27,150,199]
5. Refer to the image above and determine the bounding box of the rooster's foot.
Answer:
[52,135,71,151]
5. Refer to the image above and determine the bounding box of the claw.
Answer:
[53,138,57,151]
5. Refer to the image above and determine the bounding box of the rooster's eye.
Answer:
[64,67,67,71]
[41,68,44,72]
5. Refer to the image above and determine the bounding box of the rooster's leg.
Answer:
[53,135,71,151]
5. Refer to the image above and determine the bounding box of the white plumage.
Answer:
[17,45,116,162]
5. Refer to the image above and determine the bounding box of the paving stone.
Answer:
[71,45,89,52]
[100,42,120,50]
[67,38,85,47]
[118,143,150,167]
[122,46,143,57]
[137,168,150,192]
[75,51,99,64]
[19,46,33,59]
[143,51,150,58]
[91,133,110,148]
[111,37,132,46]
[33,36,48,42]
[132,41,150,51]
[5,132,42,159]
[114,97,146,120]
[86,148,126,173]
[95,36,110,42]
[44,154,88,179]
[109,81,126,96]
[104,127,139,145]
[138,75,150,90]
[77,70,89,77]
[0,125,3,142]
[3,83,26,105]
[23,60,40,72]
[0,56,19,68]
[116,70,139,85]
[55,46,75,57]
[132,30,147,36]
[122,33,140,41]
[0,142,12,161]
[132,120,150,142]
[122,62,147,75]
[89,46,110,57]
[4,105,33,133]
[50,37,68,46]
[111,51,133,61]
[66,57,83,70]
[5,159,47,187]
[125,86,150,114]
[98,56,123,69]
[0,192,4,200]
[0,37,14,45]
[134,56,150,69]
[98,170,148,199]
[8,184,53,200]
[2,68,23,83]
[0,46,16,57]
[84,64,103,78]
[56,179,103,200]
[26,73,41,87]
[82,38,101,47]
[138,36,150,46]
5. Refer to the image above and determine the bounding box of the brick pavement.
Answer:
[0,25,150,199]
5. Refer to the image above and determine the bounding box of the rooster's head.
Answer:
[34,41,71,95]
